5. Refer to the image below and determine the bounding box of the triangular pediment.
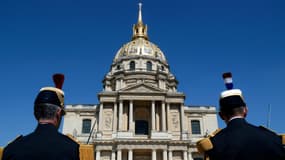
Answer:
[120,83,165,93]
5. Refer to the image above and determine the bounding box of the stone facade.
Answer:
[62,4,218,160]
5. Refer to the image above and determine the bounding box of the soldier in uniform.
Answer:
[2,74,80,160]
[197,72,285,160]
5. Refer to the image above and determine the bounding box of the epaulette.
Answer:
[196,128,221,153]
[0,135,23,159]
[279,134,285,145]
[7,135,23,145]
[65,134,79,143]
[0,147,4,160]
[66,134,95,160]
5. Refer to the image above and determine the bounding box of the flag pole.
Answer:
[267,104,271,128]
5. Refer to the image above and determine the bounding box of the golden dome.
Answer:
[113,3,167,63]
[114,38,166,62]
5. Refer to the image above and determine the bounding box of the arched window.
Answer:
[146,61,152,71]
[191,120,201,134]
[116,65,121,70]
[82,119,91,134]
[130,61,135,71]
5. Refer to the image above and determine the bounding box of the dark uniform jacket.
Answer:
[207,118,285,160]
[2,123,79,160]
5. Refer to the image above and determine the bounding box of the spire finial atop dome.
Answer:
[138,3,143,24]
[132,3,148,40]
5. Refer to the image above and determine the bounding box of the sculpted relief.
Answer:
[169,106,181,132]
[171,112,180,131]
[104,111,113,130]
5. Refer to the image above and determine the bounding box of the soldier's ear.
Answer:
[243,107,248,117]
[55,108,62,119]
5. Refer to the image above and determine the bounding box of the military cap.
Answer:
[34,74,65,114]
[219,72,246,111]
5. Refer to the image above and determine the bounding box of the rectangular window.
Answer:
[146,61,152,71]
[82,119,91,134]
[191,120,201,134]
[130,61,136,71]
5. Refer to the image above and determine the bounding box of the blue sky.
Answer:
[0,0,284,146]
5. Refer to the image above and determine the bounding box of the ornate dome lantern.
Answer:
[104,3,178,92]
[113,3,167,63]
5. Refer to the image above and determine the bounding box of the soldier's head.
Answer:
[219,72,247,123]
[34,74,65,128]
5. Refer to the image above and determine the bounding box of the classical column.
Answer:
[128,149,133,160]
[151,101,156,131]
[163,150,167,160]
[96,150,101,160]
[161,101,166,131]
[117,150,122,160]
[111,150,116,160]
[99,103,103,131]
[129,100,133,131]
[113,103,118,132]
[188,151,193,160]
[183,151,188,160]
[120,79,124,88]
[180,103,185,132]
[168,150,173,160]
[152,149,156,160]
[118,101,123,131]
[167,103,170,131]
